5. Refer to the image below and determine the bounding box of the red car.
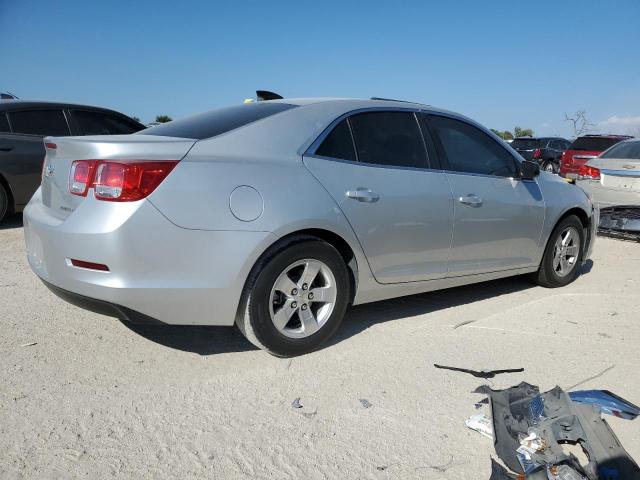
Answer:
[560,134,633,179]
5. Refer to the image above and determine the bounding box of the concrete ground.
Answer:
[1,213,639,479]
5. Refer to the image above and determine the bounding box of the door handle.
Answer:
[0,143,13,152]
[458,194,483,206]
[346,188,380,203]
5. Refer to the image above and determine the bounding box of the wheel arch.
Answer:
[544,206,591,262]
[240,228,360,309]
[0,171,15,214]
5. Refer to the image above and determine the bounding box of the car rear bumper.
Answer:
[24,188,275,326]
[576,180,640,208]
[41,279,166,324]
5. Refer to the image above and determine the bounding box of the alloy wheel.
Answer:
[552,226,580,277]
[269,259,337,339]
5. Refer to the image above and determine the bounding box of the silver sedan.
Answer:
[24,98,597,356]
[576,138,640,208]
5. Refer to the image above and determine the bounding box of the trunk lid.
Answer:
[561,149,600,176]
[41,135,196,220]
[587,158,640,191]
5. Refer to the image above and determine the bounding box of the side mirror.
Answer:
[520,160,540,180]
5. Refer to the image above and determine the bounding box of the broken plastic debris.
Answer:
[569,390,640,420]
[291,397,302,409]
[465,414,493,439]
[20,342,37,347]
[359,398,372,409]
[475,382,640,478]
[546,464,587,480]
[434,363,524,379]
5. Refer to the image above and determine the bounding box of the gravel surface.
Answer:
[1,213,639,479]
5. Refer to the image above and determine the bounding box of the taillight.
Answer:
[578,165,600,180]
[69,160,96,196]
[68,160,178,201]
[533,148,542,159]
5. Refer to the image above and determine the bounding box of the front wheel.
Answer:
[530,215,584,288]
[236,237,350,356]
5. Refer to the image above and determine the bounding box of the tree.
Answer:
[155,115,172,123]
[564,111,594,137]
[131,116,141,122]
[490,129,514,140]
[513,126,534,138]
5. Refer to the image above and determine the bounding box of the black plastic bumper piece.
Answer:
[41,279,166,325]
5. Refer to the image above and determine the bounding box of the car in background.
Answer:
[0,101,144,221]
[24,98,597,356]
[560,134,633,180]
[511,137,571,173]
[576,138,640,207]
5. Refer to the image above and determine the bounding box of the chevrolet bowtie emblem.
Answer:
[44,163,55,177]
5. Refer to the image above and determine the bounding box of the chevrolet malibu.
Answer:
[24,98,598,356]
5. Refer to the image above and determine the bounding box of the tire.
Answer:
[530,215,584,288]
[543,161,557,174]
[236,236,350,357]
[0,184,8,223]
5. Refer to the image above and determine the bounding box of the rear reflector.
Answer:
[533,148,542,159]
[69,160,178,201]
[44,142,57,149]
[70,259,110,271]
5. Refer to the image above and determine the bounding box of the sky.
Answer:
[1,0,639,137]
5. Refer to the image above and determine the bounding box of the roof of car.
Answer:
[577,134,634,139]
[266,97,467,117]
[0,99,124,113]
[513,136,566,141]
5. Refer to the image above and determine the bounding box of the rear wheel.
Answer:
[531,215,584,288]
[543,161,557,173]
[236,237,350,356]
[0,184,8,222]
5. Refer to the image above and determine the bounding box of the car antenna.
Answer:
[256,90,283,101]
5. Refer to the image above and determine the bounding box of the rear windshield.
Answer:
[511,138,543,149]
[569,137,626,152]
[139,102,297,140]
[601,141,640,160]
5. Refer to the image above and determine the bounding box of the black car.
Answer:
[0,101,144,221]
[510,136,571,173]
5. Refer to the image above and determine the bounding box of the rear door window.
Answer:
[140,102,297,139]
[570,137,625,151]
[348,111,428,169]
[8,109,70,136]
[0,113,9,132]
[511,138,542,150]
[72,110,142,135]
[600,141,640,160]
[426,115,518,178]
[315,119,356,161]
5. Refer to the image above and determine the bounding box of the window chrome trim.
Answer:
[600,168,640,178]
[304,106,531,180]
[305,152,446,174]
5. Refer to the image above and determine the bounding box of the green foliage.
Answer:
[131,116,141,122]
[491,126,534,140]
[155,115,172,123]
[514,126,534,137]
[491,129,514,140]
